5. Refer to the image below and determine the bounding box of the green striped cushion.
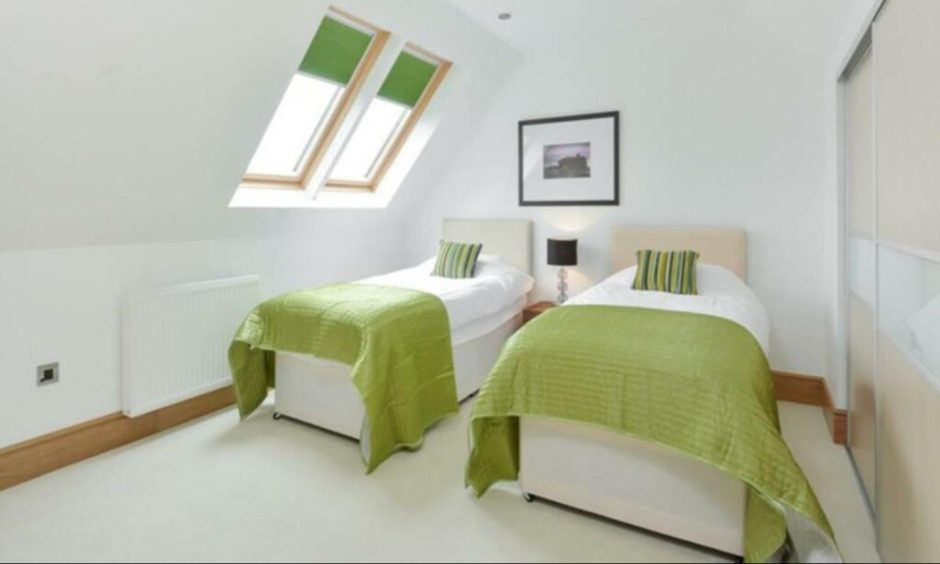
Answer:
[432,241,483,279]
[632,250,700,295]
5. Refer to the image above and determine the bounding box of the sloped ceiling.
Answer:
[0,0,334,250]
[0,0,516,251]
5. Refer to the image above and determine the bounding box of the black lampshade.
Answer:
[547,238,578,266]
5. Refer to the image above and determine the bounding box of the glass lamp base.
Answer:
[557,267,569,304]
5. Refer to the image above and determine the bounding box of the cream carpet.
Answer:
[0,401,879,562]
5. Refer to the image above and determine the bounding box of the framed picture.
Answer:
[518,111,619,206]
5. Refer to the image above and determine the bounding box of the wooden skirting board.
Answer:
[0,387,236,491]
[773,371,848,445]
[0,372,845,492]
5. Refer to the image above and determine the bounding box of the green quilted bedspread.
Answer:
[466,305,841,563]
[229,283,458,472]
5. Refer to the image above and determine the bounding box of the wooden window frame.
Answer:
[323,45,452,193]
[241,10,390,191]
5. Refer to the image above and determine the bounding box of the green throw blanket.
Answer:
[466,306,841,564]
[229,283,458,472]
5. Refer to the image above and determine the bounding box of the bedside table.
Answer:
[523,301,557,323]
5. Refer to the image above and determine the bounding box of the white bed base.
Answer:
[516,227,750,557]
[519,418,746,557]
[274,313,522,439]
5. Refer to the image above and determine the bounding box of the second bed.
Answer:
[274,219,534,441]
[467,227,840,563]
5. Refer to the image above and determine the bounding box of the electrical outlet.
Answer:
[37,363,59,387]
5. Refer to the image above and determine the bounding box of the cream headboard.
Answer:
[442,219,532,274]
[611,227,748,281]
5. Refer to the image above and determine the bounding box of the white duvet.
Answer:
[567,264,770,353]
[358,256,535,342]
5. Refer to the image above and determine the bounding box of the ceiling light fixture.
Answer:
[498,12,512,20]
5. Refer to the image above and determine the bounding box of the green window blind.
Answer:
[377,52,438,108]
[298,17,373,86]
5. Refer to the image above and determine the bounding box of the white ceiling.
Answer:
[444,0,589,50]
[443,0,728,52]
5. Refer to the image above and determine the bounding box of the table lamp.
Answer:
[547,238,578,304]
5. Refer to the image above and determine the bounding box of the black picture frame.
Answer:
[518,111,620,207]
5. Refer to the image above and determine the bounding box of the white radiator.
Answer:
[121,276,261,417]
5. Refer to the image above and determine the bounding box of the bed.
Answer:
[273,219,534,440]
[467,227,840,563]
[520,228,754,557]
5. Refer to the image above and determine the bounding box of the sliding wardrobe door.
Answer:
[873,0,940,560]
[844,46,877,508]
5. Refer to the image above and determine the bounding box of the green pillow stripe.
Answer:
[632,250,700,295]
[432,241,483,279]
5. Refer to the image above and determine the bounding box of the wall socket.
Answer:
[37,363,59,387]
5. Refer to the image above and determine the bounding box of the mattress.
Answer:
[358,256,534,344]
[567,263,770,353]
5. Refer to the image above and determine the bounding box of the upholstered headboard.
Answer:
[442,219,533,274]
[610,227,748,281]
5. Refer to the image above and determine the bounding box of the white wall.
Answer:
[0,231,403,447]
[404,0,867,384]
[0,0,515,448]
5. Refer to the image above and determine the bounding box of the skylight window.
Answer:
[328,95,409,182]
[239,10,452,201]
[243,13,387,186]
[246,75,343,177]
[327,48,450,190]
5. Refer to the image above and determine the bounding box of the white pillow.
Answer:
[696,264,751,296]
